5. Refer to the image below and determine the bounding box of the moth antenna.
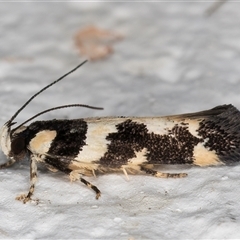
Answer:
[7,60,88,126]
[11,104,103,134]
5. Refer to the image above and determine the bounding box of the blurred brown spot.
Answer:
[2,57,34,63]
[74,26,123,61]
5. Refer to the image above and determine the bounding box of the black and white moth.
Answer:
[1,60,240,203]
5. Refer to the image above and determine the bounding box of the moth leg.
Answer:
[69,170,101,199]
[45,163,58,173]
[69,169,94,181]
[140,166,187,178]
[122,167,129,181]
[80,177,101,200]
[0,158,16,169]
[69,170,82,182]
[92,169,96,178]
[16,155,38,203]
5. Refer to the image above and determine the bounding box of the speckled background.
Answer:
[0,2,240,239]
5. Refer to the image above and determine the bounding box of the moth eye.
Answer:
[11,136,25,155]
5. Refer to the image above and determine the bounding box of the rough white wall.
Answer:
[0,2,240,239]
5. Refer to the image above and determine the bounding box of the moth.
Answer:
[1,60,240,203]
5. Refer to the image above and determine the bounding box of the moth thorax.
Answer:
[10,126,27,161]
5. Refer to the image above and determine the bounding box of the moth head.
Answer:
[0,122,27,161]
[0,123,12,158]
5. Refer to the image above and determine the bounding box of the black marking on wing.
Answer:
[99,120,149,168]
[25,119,87,172]
[197,104,240,164]
[99,119,202,167]
[146,125,201,165]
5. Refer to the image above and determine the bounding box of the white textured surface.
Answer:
[1,2,240,239]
